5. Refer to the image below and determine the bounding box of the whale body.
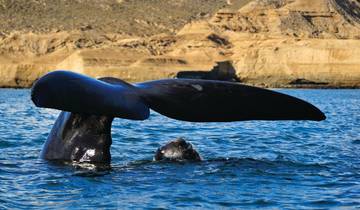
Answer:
[31,71,326,164]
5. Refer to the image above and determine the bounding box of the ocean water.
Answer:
[0,89,359,209]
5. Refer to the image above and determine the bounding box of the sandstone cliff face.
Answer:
[231,37,360,87]
[0,0,359,88]
[212,0,360,39]
[212,0,360,87]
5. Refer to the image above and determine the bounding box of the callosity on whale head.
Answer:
[154,138,201,162]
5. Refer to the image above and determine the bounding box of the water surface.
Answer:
[0,89,359,209]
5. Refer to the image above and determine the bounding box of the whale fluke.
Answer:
[32,71,326,122]
[31,71,149,120]
[136,79,326,122]
[31,70,326,163]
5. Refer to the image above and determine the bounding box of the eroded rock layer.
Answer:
[0,0,359,88]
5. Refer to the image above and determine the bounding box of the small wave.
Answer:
[0,141,17,148]
[213,199,277,208]
[352,139,360,144]
[316,181,358,188]
[73,170,111,177]
[39,159,113,177]
[250,199,277,207]
[204,157,329,170]
[305,199,341,207]
[35,156,332,178]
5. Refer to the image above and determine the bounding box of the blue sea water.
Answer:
[0,89,359,209]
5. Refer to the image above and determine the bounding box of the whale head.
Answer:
[154,138,201,162]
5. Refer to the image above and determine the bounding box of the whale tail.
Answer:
[31,71,150,120]
[31,71,326,122]
[136,79,326,122]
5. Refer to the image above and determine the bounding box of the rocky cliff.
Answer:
[0,0,359,88]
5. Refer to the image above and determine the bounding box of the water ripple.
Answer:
[0,89,359,208]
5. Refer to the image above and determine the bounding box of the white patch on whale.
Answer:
[163,149,182,159]
[79,149,96,162]
[191,84,203,91]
